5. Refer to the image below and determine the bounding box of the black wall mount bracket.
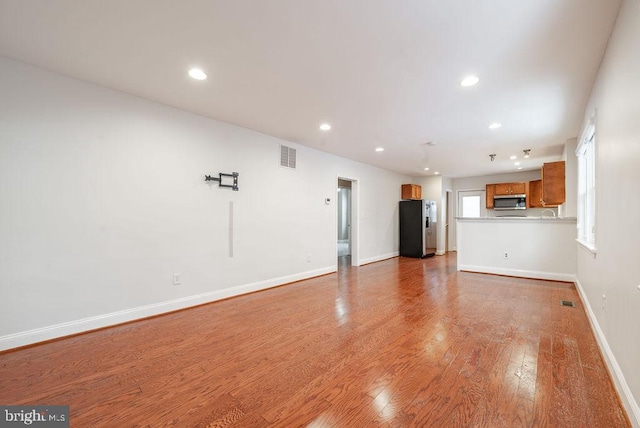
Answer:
[205,172,239,191]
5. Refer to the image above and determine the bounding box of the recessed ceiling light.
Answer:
[489,123,502,129]
[188,68,207,80]
[514,162,521,166]
[375,147,384,152]
[460,76,479,87]
[517,167,523,170]
[424,167,430,171]
[434,171,440,175]
[319,123,331,131]
[510,155,517,160]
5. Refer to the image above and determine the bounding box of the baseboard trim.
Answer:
[359,251,399,266]
[0,266,336,352]
[458,264,575,282]
[574,277,640,427]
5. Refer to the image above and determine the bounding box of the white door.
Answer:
[457,190,486,218]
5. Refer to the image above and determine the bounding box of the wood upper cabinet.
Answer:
[541,161,565,206]
[401,184,422,200]
[494,183,511,195]
[510,182,526,194]
[486,184,495,208]
[486,181,527,208]
[528,179,543,208]
[494,182,526,196]
[528,161,566,208]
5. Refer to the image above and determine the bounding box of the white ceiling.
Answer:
[0,0,622,178]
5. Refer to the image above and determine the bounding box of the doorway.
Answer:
[446,190,452,253]
[337,177,359,268]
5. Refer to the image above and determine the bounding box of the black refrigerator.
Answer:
[399,200,426,258]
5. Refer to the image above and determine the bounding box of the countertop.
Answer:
[456,216,577,222]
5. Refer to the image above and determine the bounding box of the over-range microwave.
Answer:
[494,194,527,210]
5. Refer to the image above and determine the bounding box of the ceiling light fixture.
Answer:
[460,76,479,87]
[517,167,523,170]
[514,162,521,166]
[523,149,531,158]
[434,172,440,175]
[375,147,384,152]
[488,123,502,129]
[510,155,517,160]
[424,167,430,171]
[188,68,207,80]
[319,123,331,131]
[489,154,496,162]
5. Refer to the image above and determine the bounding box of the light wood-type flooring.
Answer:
[0,254,630,427]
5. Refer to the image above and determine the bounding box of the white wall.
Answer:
[412,175,449,255]
[453,170,542,209]
[337,188,350,240]
[0,56,411,349]
[453,170,546,219]
[574,0,640,423]
[441,177,453,254]
[450,170,547,250]
[457,218,577,281]
[560,138,578,218]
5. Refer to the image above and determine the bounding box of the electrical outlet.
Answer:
[503,252,509,259]
[173,273,181,286]
[602,294,607,312]
[307,254,312,263]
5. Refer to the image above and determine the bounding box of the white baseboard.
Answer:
[359,251,398,266]
[458,264,575,282]
[0,266,336,352]
[574,278,640,427]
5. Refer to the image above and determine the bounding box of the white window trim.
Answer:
[457,189,486,218]
[576,238,597,256]
[575,113,597,253]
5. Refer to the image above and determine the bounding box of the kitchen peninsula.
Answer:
[456,216,577,281]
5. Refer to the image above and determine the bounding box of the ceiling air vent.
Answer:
[280,145,297,169]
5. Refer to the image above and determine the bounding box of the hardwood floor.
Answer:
[0,254,630,427]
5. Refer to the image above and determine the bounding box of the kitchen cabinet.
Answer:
[528,180,543,208]
[486,184,495,209]
[486,181,526,208]
[401,184,422,200]
[494,182,526,195]
[541,161,565,206]
[527,161,565,207]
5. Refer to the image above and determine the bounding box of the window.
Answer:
[458,190,485,218]
[576,118,596,251]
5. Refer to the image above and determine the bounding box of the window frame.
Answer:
[457,190,486,218]
[576,115,597,254]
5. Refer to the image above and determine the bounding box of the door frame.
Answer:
[457,189,487,218]
[446,189,453,252]
[337,175,359,267]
